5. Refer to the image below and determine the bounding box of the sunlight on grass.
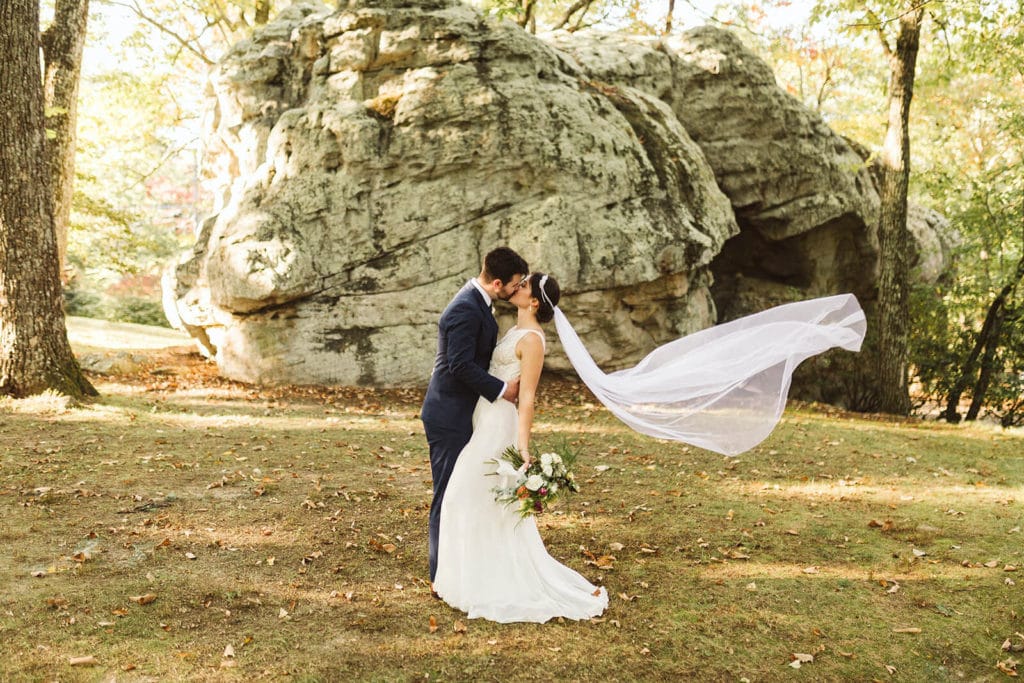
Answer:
[733,479,1024,502]
[0,390,74,414]
[697,560,1015,582]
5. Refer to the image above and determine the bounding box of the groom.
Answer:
[421,247,529,583]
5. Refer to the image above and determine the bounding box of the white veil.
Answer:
[552,294,866,456]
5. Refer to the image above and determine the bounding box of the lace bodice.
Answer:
[489,328,545,382]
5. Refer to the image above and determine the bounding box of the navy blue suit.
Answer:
[422,282,505,581]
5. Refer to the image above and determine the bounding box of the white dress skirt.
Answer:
[432,328,608,623]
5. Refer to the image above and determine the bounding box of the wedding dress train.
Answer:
[432,327,609,623]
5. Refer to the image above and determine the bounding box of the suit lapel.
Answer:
[464,282,499,349]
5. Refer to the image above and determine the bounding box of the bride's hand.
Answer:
[519,449,532,468]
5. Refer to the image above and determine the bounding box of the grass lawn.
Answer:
[0,322,1021,681]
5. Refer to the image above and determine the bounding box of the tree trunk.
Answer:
[41,0,89,281]
[943,253,1024,422]
[875,5,924,415]
[965,307,1005,421]
[0,0,96,398]
[254,0,271,25]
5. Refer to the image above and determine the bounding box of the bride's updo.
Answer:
[531,273,560,323]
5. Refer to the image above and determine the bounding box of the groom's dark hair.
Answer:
[482,247,529,284]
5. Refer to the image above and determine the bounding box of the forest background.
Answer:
[58,0,1023,422]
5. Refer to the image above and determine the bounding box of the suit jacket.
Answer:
[421,282,504,434]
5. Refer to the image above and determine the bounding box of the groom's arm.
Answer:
[444,312,504,403]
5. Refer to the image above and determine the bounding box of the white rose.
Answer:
[541,463,553,477]
[525,474,545,491]
[541,453,554,467]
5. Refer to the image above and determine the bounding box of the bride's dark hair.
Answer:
[531,273,560,324]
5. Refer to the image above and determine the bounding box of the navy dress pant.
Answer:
[425,419,473,582]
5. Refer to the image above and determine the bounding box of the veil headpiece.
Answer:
[537,274,555,310]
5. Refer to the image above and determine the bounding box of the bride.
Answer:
[432,271,866,623]
[432,272,609,623]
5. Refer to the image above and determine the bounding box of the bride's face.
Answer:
[510,277,534,310]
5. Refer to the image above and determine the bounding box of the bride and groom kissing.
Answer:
[420,246,868,624]
[421,247,608,623]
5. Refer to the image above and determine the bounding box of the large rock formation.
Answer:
[165,0,949,392]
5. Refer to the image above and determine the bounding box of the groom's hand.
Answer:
[502,377,520,403]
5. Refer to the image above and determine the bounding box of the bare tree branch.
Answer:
[551,0,593,31]
[848,0,936,30]
[99,0,215,65]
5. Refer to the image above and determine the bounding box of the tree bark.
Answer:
[965,307,1004,421]
[41,0,90,281]
[943,252,1024,422]
[875,4,924,415]
[0,0,96,398]
[254,0,271,25]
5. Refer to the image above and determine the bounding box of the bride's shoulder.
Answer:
[514,327,546,354]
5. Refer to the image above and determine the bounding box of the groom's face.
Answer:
[496,274,528,302]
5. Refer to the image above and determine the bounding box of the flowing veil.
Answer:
[553,294,867,456]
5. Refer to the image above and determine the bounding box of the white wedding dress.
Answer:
[433,327,609,623]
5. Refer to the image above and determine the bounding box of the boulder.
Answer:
[165,0,952,394]
[166,0,737,385]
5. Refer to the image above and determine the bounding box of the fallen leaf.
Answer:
[986,560,1001,568]
[608,542,625,552]
[279,607,288,619]
[223,645,235,658]
[802,566,819,574]
[184,552,197,560]
[785,529,800,536]
[788,653,814,668]
[453,620,467,633]
[893,627,922,634]
[746,582,757,592]
[129,593,157,605]
[996,658,1018,676]
[428,616,438,633]
[69,656,98,666]
[1006,565,1019,572]
[639,646,651,655]
[912,548,927,557]
[885,664,897,675]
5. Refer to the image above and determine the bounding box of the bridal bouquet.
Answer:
[489,443,580,518]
